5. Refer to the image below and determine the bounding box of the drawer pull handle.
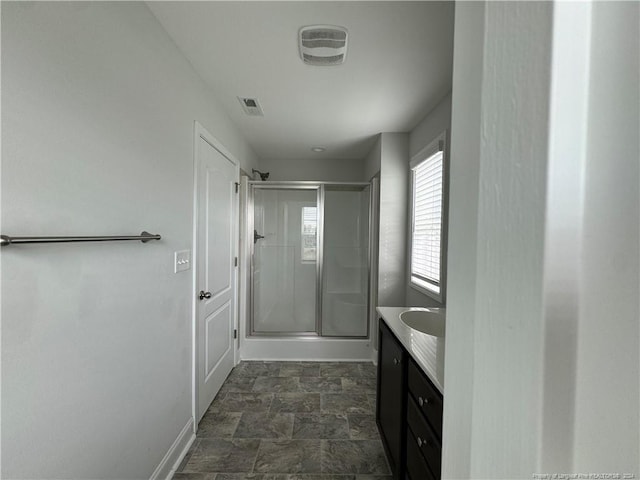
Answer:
[417,436,433,449]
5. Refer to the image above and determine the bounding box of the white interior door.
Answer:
[195,125,238,422]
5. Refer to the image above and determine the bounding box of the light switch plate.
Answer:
[174,250,191,273]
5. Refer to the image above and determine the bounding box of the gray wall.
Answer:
[363,136,382,182]
[259,157,364,182]
[364,133,409,310]
[572,1,639,472]
[409,93,452,159]
[445,2,554,476]
[443,1,639,478]
[1,3,257,478]
[377,133,409,307]
[364,94,453,311]
[363,134,409,355]
[441,4,484,477]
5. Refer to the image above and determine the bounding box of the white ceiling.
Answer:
[148,1,454,161]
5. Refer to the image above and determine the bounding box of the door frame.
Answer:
[191,121,240,428]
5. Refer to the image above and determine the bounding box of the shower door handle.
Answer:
[254,230,265,244]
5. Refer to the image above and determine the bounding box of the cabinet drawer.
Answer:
[407,395,441,478]
[408,358,443,440]
[406,431,436,480]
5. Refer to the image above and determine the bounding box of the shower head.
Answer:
[252,169,270,181]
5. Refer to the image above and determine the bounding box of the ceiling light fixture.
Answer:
[311,147,326,153]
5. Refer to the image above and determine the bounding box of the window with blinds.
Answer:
[410,134,445,298]
[301,206,317,262]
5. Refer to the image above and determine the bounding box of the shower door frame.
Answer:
[248,181,373,339]
[249,182,322,337]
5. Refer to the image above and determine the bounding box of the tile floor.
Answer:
[173,361,391,480]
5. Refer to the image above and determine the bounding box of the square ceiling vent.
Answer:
[238,97,264,116]
[299,25,348,66]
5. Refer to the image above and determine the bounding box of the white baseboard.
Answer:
[150,418,196,480]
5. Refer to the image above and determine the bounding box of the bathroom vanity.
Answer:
[376,307,445,480]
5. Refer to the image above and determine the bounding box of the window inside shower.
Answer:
[301,206,317,263]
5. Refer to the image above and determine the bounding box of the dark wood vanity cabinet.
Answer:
[377,318,444,480]
[407,358,443,479]
[377,320,407,478]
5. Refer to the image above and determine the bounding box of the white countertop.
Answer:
[377,306,445,394]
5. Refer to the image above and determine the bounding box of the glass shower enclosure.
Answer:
[249,182,371,338]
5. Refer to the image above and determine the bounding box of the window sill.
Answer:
[409,278,444,304]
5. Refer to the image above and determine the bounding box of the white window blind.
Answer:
[411,148,444,295]
[301,206,317,262]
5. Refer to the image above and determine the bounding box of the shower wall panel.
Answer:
[322,186,370,337]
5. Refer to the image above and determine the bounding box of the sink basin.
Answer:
[400,308,446,337]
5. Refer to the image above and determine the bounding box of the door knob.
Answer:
[254,229,265,244]
[199,290,212,300]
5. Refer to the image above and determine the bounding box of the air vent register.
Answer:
[299,25,348,66]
